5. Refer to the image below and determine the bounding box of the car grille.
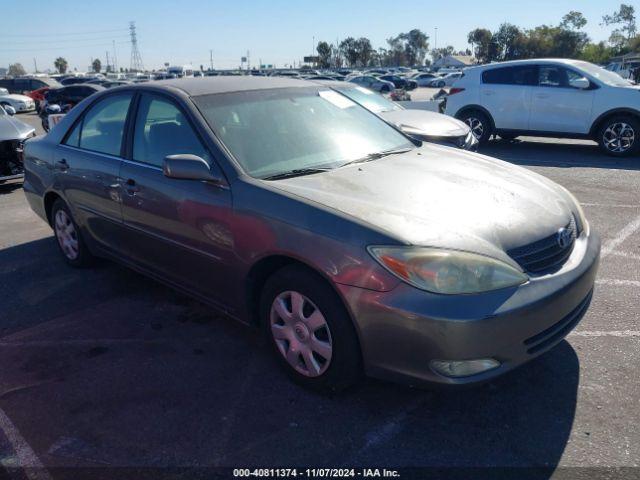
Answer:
[507,217,577,274]
[523,289,593,355]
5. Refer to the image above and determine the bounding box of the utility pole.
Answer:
[129,21,144,72]
[247,50,250,70]
[209,49,214,70]
[106,51,110,72]
[33,58,38,73]
[113,40,118,72]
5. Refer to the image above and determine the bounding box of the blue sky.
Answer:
[0,0,628,72]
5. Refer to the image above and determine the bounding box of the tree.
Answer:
[602,4,637,39]
[316,41,332,68]
[468,28,494,63]
[385,29,429,66]
[431,46,455,63]
[581,41,614,64]
[339,37,359,67]
[561,11,587,30]
[494,23,526,60]
[54,57,68,74]
[355,37,374,67]
[7,63,26,76]
[92,58,101,73]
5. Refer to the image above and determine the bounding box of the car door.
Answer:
[480,65,537,130]
[119,92,235,307]
[56,92,133,250]
[528,65,595,134]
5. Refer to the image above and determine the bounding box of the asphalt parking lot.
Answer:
[0,112,639,479]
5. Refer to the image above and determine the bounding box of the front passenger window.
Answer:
[133,94,210,167]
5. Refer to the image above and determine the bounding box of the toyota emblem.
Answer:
[556,228,572,249]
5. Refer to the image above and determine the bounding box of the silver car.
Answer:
[23,77,600,390]
[0,104,35,183]
[321,83,477,150]
[347,75,395,93]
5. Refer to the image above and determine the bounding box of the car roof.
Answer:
[469,58,587,71]
[139,76,313,96]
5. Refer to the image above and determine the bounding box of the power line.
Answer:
[4,35,130,45]
[129,21,144,72]
[0,41,129,52]
[0,28,129,38]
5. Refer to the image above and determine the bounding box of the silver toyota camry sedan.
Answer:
[23,77,600,390]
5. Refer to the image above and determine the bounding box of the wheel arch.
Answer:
[453,104,496,132]
[43,190,63,226]
[589,108,640,137]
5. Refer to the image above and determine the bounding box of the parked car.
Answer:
[23,77,599,390]
[378,74,418,90]
[446,58,640,156]
[348,75,395,93]
[44,84,105,109]
[102,80,133,88]
[318,82,477,150]
[428,72,463,88]
[411,72,439,87]
[0,87,36,113]
[0,76,61,94]
[0,104,35,183]
[59,76,94,86]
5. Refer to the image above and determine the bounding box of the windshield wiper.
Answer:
[339,147,413,168]
[262,167,332,181]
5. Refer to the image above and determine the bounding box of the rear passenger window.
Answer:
[77,93,132,156]
[132,94,210,167]
[482,66,537,86]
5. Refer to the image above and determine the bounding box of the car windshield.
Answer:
[336,86,402,113]
[573,61,633,87]
[195,87,413,179]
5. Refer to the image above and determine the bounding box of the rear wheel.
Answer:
[458,110,493,145]
[260,265,361,392]
[51,199,94,267]
[597,116,640,157]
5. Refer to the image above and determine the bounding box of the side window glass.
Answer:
[133,94,210,167]
[539,66,568,88]
[78,93,132,156]
[64,120,82,147]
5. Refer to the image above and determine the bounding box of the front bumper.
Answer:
[336,231,600,386]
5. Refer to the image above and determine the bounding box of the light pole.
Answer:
[434,27,438,51]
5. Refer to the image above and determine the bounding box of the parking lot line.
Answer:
[569,330,640,337]
[596,278,640,288]
[0,408,52,480]
[601,213,640,258]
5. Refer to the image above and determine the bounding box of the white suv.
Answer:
[445,59,640,157]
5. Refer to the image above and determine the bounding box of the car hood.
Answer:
[0,94,33,102]
[0,117,35,142]
[379,109,469,138]
[267,146,575,264]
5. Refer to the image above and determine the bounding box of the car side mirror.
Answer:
[4,105,16,116]
[163,154,225,184]
[570,77,590,90]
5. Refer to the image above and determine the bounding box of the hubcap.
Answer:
[465,117,484,140]
[270,291,333,378]
[603,122,635,153]
[54,210,79,260]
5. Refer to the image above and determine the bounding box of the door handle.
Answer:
[535,93,550,99]
[55,158,69,171]
[483,91,494,96]
[124,178,139,195]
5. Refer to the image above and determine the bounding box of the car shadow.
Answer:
[0,237,579,479]
[481,137,640,171]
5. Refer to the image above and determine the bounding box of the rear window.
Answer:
[482,66,537,86]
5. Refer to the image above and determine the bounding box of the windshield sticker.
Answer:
[319,90,356,109]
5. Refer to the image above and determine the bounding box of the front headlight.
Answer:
[368,246,528,294]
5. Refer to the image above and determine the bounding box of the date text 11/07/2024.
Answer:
[233,468,401,477]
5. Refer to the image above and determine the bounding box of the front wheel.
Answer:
[597,116,640,157]
[458,110,493,145]
[260,265,361,392]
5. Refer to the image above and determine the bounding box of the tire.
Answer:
[51,198,94,267]
[260,265,362,392]
[596,115,640,157]
[458,109,493,145]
